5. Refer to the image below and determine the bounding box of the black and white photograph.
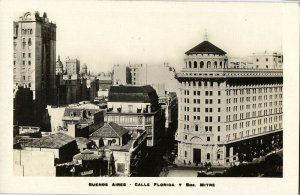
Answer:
[0,0,299,194]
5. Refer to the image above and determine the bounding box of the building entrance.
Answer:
[193,148,201,163]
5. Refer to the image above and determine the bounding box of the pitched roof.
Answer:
[185,40,226,55]
[22,132,75,149]
[90,122,129,138]
[108,85,158,103]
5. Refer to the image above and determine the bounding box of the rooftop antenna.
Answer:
[204,29,208,41]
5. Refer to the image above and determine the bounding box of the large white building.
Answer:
[175,39,283,166]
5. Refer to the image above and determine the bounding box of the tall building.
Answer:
[112,64,131,85]
[65,57,80,75]
[106,85,165,147]
[13,12,57,125]
[175,39,283,166]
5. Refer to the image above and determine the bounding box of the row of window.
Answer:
[22,28,33,35]
[226,101,282,112]
[185,60,226,69]
[226,123,282,141]
[181,81,221,87]
[226,87,282,95]
[225,95,282,104]
[225,108,282,122]
[226,115,282,131]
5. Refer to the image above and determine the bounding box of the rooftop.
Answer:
[22,132,75,149]
[90,122,129,138]
[109,85,158,103]
[185,40,226,55]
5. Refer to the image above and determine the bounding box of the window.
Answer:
[22,53,25,58]
[217,154,221,159]
[207,137,210,142]
[200,61,204,68]
[218,126,220,132]
[218,91,221,96]
[28,53,31,58]
[28,61,31,65]
[117,163,125,173]
[217,136,220,141]
[128,105,133,113]
[195,125,198,131]
[185,151,187,157]
[23,61,25,65]
[207,153,210,160]
[194,61,197,68]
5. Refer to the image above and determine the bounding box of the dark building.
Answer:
[13,87,34,126]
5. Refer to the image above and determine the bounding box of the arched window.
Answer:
[188,61,192,68]
[214,61,217,68]
[207,61,211,68]
[220,61,223,68]
[193,61,197,68]
[200,61,204,68]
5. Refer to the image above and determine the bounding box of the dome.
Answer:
[185,40,226,55]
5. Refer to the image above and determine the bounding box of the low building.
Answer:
[90,122,131,147]
[18,132,79,165]
[62,102,104,135]
[75,137,97,152]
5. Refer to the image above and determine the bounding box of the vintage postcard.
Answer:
[0,0,299,194]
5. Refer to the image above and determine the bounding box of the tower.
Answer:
[13,12,57,126]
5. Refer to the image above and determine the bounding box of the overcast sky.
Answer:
[14,2,283,73]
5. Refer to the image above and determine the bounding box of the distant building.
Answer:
[81,64,88,75]
[56,55,64,75]
[246,51,283,69]
[59,74,87,105]
[106,85,165,147]
[13,12,57,125]
[114,63,179,96]
[112,64,131,85]
[65,57,80,75]
[175,39,283,166]
[159,92,178,134]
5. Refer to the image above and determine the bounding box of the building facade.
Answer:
[65,57,80,75]
[106,85,165,147]
[13,12,57,124]
[113,64,131,85]
[175,40,283,166]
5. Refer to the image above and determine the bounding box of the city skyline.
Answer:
[14,2,283,73]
